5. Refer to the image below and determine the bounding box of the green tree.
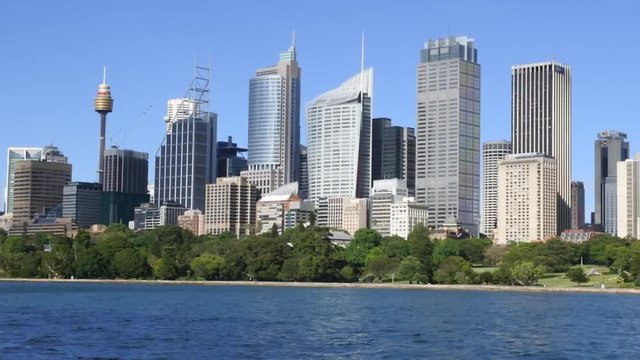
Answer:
[483,245,509,266]
[510,260,545,286]
[433,256,472,284]
[398,256,422,283]
[0,229,7,244]
[112,248,151,279]
[381,236,409,259]
[458,238,492,264]
[566,267,589,286]
[156,245,178,280]
[432,239,460,266]
[407,224,433,280]
[75,247,111,279]
[42,237,74,279]
[345,229,382,267]
[191,254,225,280]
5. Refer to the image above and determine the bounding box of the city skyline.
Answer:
[0,1,639,217]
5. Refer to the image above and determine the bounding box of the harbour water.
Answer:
[0,282,638,359]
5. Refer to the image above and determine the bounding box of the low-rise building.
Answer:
[178,209,205,236]
[132,202,186,231]
[389,197,428,239]
[257,182,314,234]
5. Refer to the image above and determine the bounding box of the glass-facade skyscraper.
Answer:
[416,36,480,236]
[247,41,301,190]
[155,98,217,211]
[371,118,416,196]
[307,68,372,201]
[594,130,629,233]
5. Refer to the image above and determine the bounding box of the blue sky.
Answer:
[0,0,638,217]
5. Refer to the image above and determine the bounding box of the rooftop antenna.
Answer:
[291,29,296,49]
[102,66,107,85]
[360,31,365,95]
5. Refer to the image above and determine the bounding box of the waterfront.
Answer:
[1,282,639,359]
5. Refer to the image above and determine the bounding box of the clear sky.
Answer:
[0,0,638,217]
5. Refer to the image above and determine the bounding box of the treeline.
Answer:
[1,225,640,286]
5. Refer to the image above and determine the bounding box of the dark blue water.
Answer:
[0,282,638,359]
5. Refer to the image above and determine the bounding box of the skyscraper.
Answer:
[298,145,308,199]
[101,147,150,225]
[371,118,416,195]
[63,182,102,229]
[481,141,511,237]
[307,68,372,201]
[155,67,217,211]
[5,147,43,212]
[416,36,480,235]
[495,154,557,244]
[217,136,248,178]
[247,38,301,191]
[511,61,572,233]
[594,131,629,232]
[571,181,585,230]
[617,157,640,239]
[12,149,72,222]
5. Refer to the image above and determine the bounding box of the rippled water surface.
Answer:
[1,282,639,359]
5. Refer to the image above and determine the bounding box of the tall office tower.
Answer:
[416,36,480,236]
[103,147,148,194]
[370,179,409,237]
[63,182,102,229]
[204,176,258,238]
[617,157,640,238]
[512,61,572,233]
[298,145,308,199]
[495,154,557,245]
[155,67,217,211]
[481,141,512,237]
[5,147,43,212]
[594,131,629,233]
[247,38,301,190]
[12,152,72,222]
[94,68,114,185]
[101,147,149,225]
[371,118,416,195]
[217,136,248,178]
[571,181,585,230]
[307,68,372,201]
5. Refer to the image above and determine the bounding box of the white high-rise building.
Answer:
[416,36,480,236]
[617,157,640,239]
[481,141,511,237]
[511,61,572,233]
[495,154,557,244]
[370,179,408,237]
[307,68,372,201]
[389,197,428,240]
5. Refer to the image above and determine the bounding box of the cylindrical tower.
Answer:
[94,67,113,185]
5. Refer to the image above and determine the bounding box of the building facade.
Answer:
[571,181,585,230]
[155,99,217,211]
[372,118,416,196]
[5,147,43,212]
[495,154,557,244]
[12,158,72,222]
[389,198,429,240]
[103,147,148,194]
[204,177,258,238]
[617,158,640,239]
[298,145,308,199]
[217,136,248,178]
[132,202,185,231]
[594,131,629,233]
[177,209,205,236]
[247,42,300,190]
[256,182,313,234]
[511,61,572,233]
[369,179,409,237]
[62,182,102,229]
[416,36,480,236]
[307,68,372,201]
[315,196,368,235]
[481,141,512,237]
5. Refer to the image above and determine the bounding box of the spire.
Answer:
[102,66,107,85]
[291,29,296,50]
[360,31,365,94]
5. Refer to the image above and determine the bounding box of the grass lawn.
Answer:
[538,265,622,288]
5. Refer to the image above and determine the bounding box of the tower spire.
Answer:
[291,30,296,49]
[102,66,107,85]
[360,31,365,94]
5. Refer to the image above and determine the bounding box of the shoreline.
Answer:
[1,278,639,295]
